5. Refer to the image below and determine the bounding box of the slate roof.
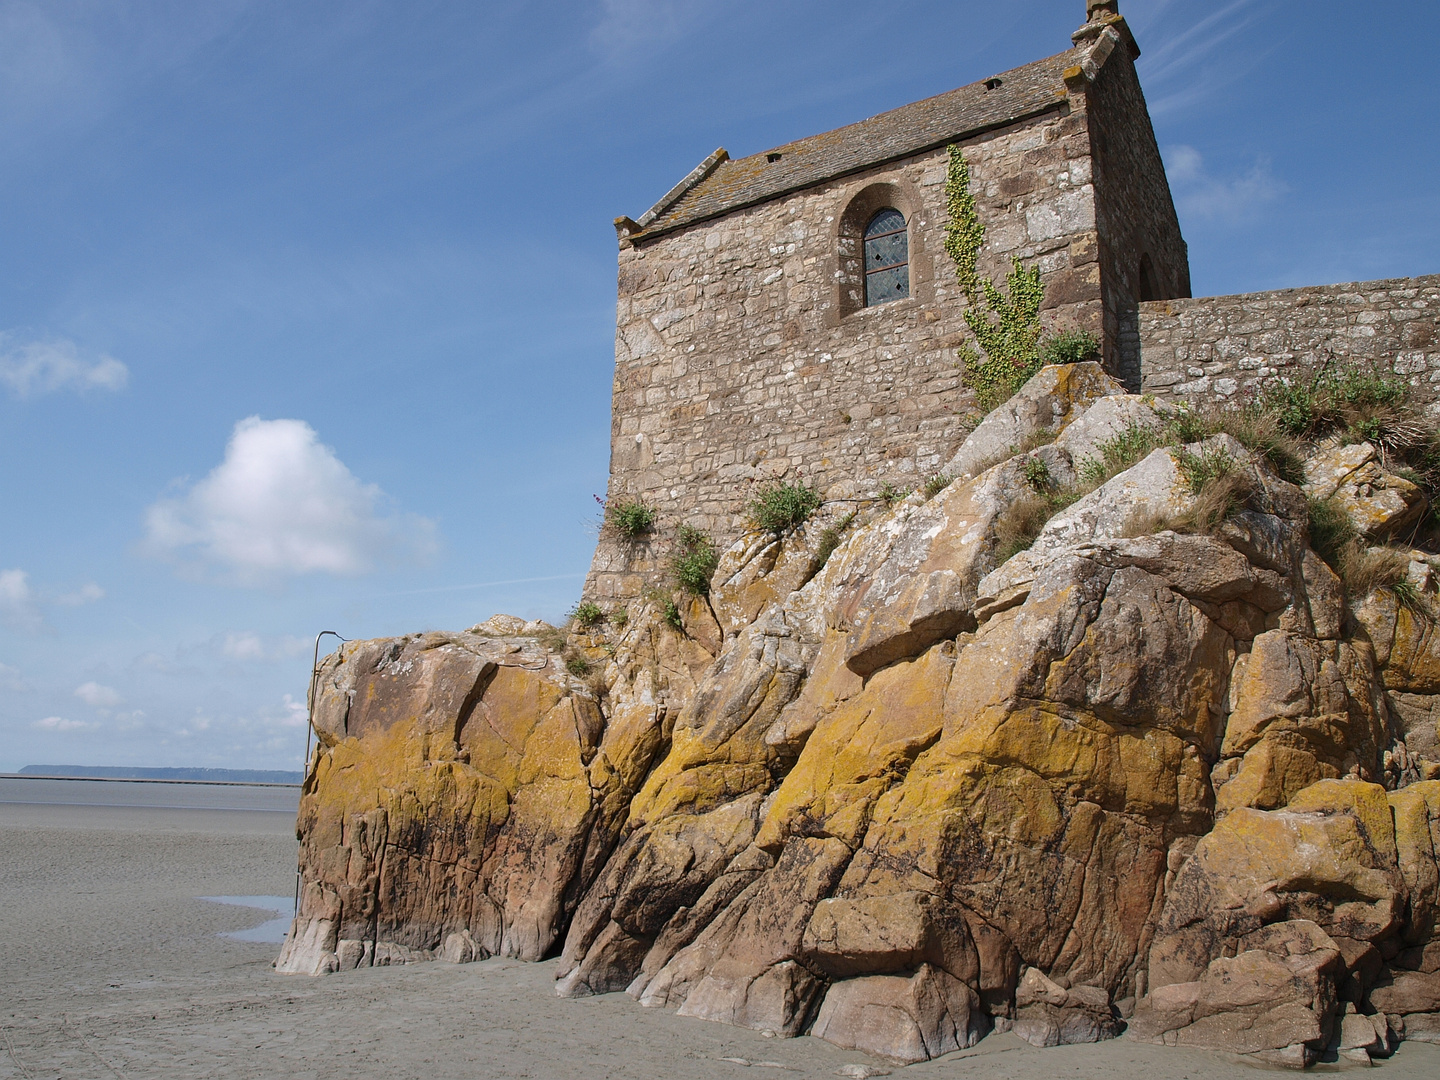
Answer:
[628,47,1081,244]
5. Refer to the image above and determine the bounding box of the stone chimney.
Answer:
[1086,0,1119,19]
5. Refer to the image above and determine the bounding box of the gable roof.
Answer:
[625,47,1081,244]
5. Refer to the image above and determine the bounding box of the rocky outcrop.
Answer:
[281,364,1440,1068]
[276,613,711,975]
[1304,442,1427,540]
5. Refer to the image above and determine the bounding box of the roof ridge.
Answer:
[624,46,1083,245]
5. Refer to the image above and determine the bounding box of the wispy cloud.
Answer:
[218,631,309,662]
[1136,0,1262,82]
[0,570,106,629]
[142,416,438,584]
[1132,0,1275,117]
[0,568,41,629]
[0,0,259,145]
[74,681,122,709]
[0,662,30,691]
[0,336,129,397]
[589,0,710,61]
[57,582,105,606]
[1164,144,1285,223]
[33,715,97,732]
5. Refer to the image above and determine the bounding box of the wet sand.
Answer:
[3,779,1438,1079]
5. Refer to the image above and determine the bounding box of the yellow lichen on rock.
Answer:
[281,365,1440,1063]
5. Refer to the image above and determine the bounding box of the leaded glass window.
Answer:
[863,208,909,306]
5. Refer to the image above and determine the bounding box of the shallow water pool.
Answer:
[200,895,294,943]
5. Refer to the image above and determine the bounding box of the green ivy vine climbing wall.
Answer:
[944,144,1047,410]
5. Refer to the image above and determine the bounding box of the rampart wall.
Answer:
[1138,274,1440,411]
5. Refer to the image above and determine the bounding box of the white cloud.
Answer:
[218,631,305,661]
[222,632,266,660]
[34,715,96,732]
[142,417,437,582]
[1164,145,1285,223]
[0,662,30,691]
[57,582,105,606]
[74,681,121,708]
[282,693,309,726]
[0,336,129,397]
[0,568,41,628]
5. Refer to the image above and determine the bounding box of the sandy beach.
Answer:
[3,777,1437,1080]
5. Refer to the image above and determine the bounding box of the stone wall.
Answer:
[1138,274,1440,412]
[587,106,1105,601]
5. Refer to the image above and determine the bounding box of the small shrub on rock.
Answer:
[661,597,683,629]
[1260,368,1410,440]
[1039,329,1101,366]
[671,525,718,596]
[1342,544,1411,600]
[1022,459,1051,492]
[1306,499,1427,609]
[607,497,656,538]
[749,481,822,533]
[569,600,605,628]
[1077,421,1166,489]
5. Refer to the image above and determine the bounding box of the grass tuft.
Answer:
[923,473,954,500]
[1308,496,1359,573]
[1342,544,1411,599]
[534,623,569,652]
[1077,422,1166,489]
[811,512,857,575]
[878,482,912,507]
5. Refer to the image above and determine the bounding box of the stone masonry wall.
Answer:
[1139,274,1440,412]
[1084,44,1190,389]
[587,106,1105,602]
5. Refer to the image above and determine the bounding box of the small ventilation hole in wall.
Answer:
[767,153,783,163]
[984,78,1003,90]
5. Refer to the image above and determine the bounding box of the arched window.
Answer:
[863,208,909,306]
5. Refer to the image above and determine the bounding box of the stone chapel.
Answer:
[587,0,1439,601]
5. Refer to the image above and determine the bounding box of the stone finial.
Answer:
[1073,0,1137,57]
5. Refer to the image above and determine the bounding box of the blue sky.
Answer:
[2,0,1436,772]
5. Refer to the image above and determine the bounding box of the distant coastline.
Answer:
[15,765,302,786]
